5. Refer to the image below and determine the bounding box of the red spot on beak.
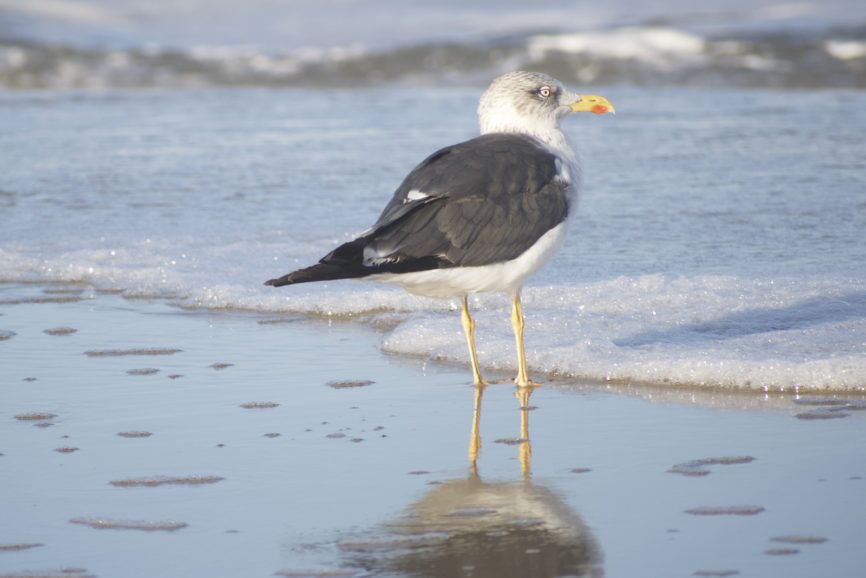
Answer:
[591,104,609,114]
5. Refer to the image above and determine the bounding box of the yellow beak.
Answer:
[569,95,615,115]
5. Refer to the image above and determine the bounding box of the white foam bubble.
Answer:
[825,40,866,60]
[527,27,706,66]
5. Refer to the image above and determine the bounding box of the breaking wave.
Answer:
[2,24,866,89]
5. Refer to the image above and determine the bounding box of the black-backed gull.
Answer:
[265,71,613,386]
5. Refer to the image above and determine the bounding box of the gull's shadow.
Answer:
[615,291,866,347]
[341,387,603,578]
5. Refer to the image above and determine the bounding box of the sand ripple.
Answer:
[70,517,186,531]
[44,327,78,336]
[685,506,765,516]
[0,543,43,552]
[327,380,374,389]
[240,402,280,409]
[493,438,528,445]
[116,431,153,438]
[109,475,224,487]
[14,413,57,421]
[668,456,756,477]
[770,535,827,544]
[126,368,159,375]
[84,348,181,357]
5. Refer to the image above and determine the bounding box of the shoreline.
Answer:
[2,282,865,577]
[3,280,865,396]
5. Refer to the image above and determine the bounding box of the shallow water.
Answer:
[1,87,865,390]
[1,286,865,577]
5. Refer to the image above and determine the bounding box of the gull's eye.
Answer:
[538,86,551,98]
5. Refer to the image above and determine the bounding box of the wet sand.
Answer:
[1,283,865,577]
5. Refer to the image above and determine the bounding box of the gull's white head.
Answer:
[477,71,614,140]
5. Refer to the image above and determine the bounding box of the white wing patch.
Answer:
[363,245,398,266]
[554,158,571,184]
[404,189,429,203]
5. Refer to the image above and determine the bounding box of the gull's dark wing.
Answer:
[265,133,570,287]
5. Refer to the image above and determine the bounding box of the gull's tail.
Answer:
[264,204,450,288]
[264,236,371,288]
[264,263,366,287]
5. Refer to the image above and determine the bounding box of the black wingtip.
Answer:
[263,263,364,288]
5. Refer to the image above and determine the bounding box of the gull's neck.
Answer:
[480,117,576,163]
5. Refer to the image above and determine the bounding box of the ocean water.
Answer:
[2,0,866,89]
[1,86,865,391]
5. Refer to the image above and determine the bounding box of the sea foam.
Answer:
[2,242,864,391]
[2,25,865,89]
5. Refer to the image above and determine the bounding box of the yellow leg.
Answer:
[516,386,534,479]
[511,292,540,387]
[461,295,485,386]
[468,383,485,475]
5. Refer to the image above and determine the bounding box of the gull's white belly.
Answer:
[369,222,567,298]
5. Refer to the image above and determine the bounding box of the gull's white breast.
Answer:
[369,222,569,298]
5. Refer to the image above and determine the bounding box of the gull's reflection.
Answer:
[343,386,603,578]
